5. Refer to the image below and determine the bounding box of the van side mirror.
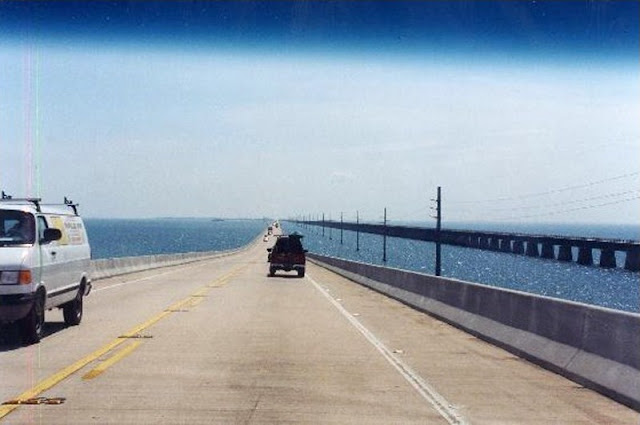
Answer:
[41,228,62,243]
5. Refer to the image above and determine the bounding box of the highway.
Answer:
[0,235,637,424]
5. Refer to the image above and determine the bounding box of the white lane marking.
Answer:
[307,273,469,425]
[93,271,174,293]
[93,238,262,293]
[93,261,212,293]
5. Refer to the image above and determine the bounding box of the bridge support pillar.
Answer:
[577,247,593,266]
[624,249,640,272]
[525,241,540,257]
[513,240,524,255]
[599,249,617,268]
[457,235,470,247]
[499,239,511,252]
[558,245,572,262]
[541,243,555,259]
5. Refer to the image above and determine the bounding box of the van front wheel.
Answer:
[63,290,83,326]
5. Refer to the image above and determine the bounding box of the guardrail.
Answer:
[90,232,262,280]
[308,253,640,411]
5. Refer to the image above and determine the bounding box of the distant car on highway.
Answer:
[263,235,269,242]
[267,232,306,277]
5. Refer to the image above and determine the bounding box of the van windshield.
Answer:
[0,211,36,246]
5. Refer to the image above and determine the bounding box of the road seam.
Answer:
[307,273,469,425]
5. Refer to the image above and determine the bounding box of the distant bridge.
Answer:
[293,220,640,271]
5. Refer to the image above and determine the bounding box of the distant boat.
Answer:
[211,218,224,222]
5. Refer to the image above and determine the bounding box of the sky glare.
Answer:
[0,1,638,224]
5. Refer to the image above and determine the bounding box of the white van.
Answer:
[0,196,91,344]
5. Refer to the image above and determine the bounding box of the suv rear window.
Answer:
[273,236,304,253]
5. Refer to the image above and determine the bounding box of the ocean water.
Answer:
[85,218,268,260]
[283,221,640,313]
[83,218,638,313]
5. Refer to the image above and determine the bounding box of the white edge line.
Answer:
[93,261,210,293]
[307,273,468,425]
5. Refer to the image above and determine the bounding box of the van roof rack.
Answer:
[63,197,79,216]
[1,191,79,215]
[1,191,42,212]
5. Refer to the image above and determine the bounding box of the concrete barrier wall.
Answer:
[308,253,640,411]
[90,235,259,280]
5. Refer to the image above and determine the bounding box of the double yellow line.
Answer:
[0,266,245,421]
[81,340,143,380]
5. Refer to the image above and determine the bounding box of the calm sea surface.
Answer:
[85,218,638,313]
[85,218,268,260]
[283,221,639,313]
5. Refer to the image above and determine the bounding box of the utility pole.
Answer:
[340,212,343,244]
[322,213,325,237]
[431,187,442,276]
[383,207,387,263]
[356,210,360,252]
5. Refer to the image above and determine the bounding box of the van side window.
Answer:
[37,216,48,242]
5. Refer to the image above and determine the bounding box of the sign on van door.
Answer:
[47,215,86,288]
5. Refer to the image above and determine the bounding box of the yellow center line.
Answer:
[82,340,143,380]
[0,265,247,421]
[0,337,124,419]
[187,297,206,308]
[0,298,188,419]
[206,278,230,288]
[191,287,212,297]
[206,268,243,288]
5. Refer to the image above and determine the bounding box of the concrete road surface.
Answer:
[1,237,637,424]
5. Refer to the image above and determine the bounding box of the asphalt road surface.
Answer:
[1,236,637,424]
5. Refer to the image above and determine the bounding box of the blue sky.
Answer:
[0,1,638,223]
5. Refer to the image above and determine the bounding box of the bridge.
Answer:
[295,220,640,271]
[1,230,637,424]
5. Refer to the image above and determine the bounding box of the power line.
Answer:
[448,171,640,205]
[481,189,640,213]
[406,204,431,218]
[494,195,640,221]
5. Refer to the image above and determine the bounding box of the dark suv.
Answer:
[267,233,307,277]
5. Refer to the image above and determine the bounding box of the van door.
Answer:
[37,215,65,309]
[62,215,90,289]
